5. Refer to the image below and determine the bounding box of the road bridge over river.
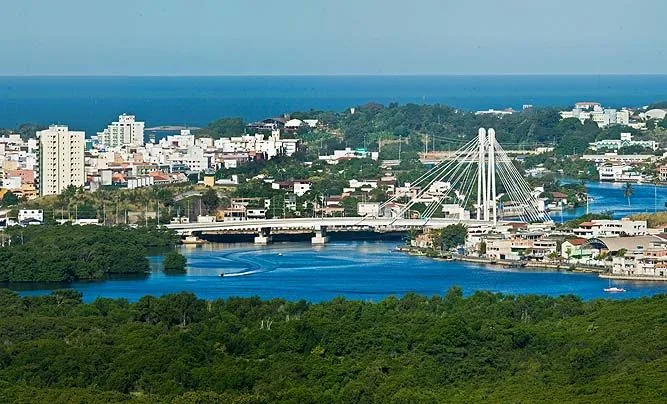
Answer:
[167,128,551,245]
[165,217,498,245]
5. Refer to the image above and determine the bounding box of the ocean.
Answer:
[1,75,667,134]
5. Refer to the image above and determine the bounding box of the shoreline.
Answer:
[401,247,666,282]
[599,274,667,282]
[452,254,605,274]
[398,246,612,274]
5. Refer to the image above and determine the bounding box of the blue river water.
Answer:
[557,180,667,222]
[15,241,667,303]
[2,75,667,133]
[12,179,667,302]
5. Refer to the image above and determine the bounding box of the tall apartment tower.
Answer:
[38,125,85,196]
[97,113,145,147]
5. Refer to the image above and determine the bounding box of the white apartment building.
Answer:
[560,104,630,128]
[169,152,208,172]
[573,218,647,239]
[213,131,298,159]
[160,130,196,149]
[97,114,145,147]
[38,125,85,196]
[598,164,643,182]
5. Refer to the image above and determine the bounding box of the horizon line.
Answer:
[2,73,667,78]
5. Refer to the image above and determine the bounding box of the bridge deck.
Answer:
[165,217,502,235]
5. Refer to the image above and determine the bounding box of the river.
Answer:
[12,180,667,303]
[15,241,667,303]
[556,180,667,222]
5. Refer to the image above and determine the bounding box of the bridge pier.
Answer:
[254,227,272,245]
[311,226,329,245]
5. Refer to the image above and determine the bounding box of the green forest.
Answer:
[0,288,663,403]
[293,103,665,157]
[0,225,177,282]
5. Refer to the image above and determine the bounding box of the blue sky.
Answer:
[1,0,665,75]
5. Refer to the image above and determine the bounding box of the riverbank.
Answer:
[599,274,667,282]
[401,247,667,282]
[452,254,605,274]
[398,246,606,274]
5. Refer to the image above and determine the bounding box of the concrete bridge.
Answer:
[165,217,493,245]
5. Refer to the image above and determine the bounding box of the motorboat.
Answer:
[604,287,625,293]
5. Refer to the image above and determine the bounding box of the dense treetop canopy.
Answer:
[0,289,663,403]
[0,225,176,282]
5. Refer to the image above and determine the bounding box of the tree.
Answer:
[196,118,246,139]
[478,240,487,256]
[432,224,467,252]
[623,182,634,207]
[163,251,187,274]
[201,188,220,213]
[340,197,359,216]
[1,191,19,206]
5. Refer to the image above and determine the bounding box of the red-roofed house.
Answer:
[561,238,599,261]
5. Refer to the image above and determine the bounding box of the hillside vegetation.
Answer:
[0,289,664,403]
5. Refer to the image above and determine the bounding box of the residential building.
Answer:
[486,238,534,261]
[271,180,311,197]
[598,164,643,182]
[319,148,379,164]
[38,125,85,196]
[560,103,632,128]
[561,238,599,262]
[97,114,145,147]
[474,108,515,116]
[582,153,655,164]
[588,133,657,152]
[358,202,380,217]
[587,236,667,279]
[573,218,647,239]
[18,209,43,224]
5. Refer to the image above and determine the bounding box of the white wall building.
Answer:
[358,202,381,217]
[18,209,43,223]
[39,125,85,196]
[560,103,631,128]
[573,219,647,239]
[589,133,657,152]
[160,130,195,149]
[293,181,311,197]
[97,114,145,147]
[598,164,643,182]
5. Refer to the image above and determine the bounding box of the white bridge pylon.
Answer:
[378,127,552,225]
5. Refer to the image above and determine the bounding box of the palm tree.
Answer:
[623,182,634,207]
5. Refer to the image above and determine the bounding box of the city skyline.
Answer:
[2,0,666,76]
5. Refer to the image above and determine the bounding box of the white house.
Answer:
[18,209,43,223]
[573,218,647,239]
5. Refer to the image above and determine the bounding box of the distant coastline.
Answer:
[1,75,666,134]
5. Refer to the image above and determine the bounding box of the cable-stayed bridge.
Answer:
[165,128,552,244]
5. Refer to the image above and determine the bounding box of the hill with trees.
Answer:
[0,289,664,403]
